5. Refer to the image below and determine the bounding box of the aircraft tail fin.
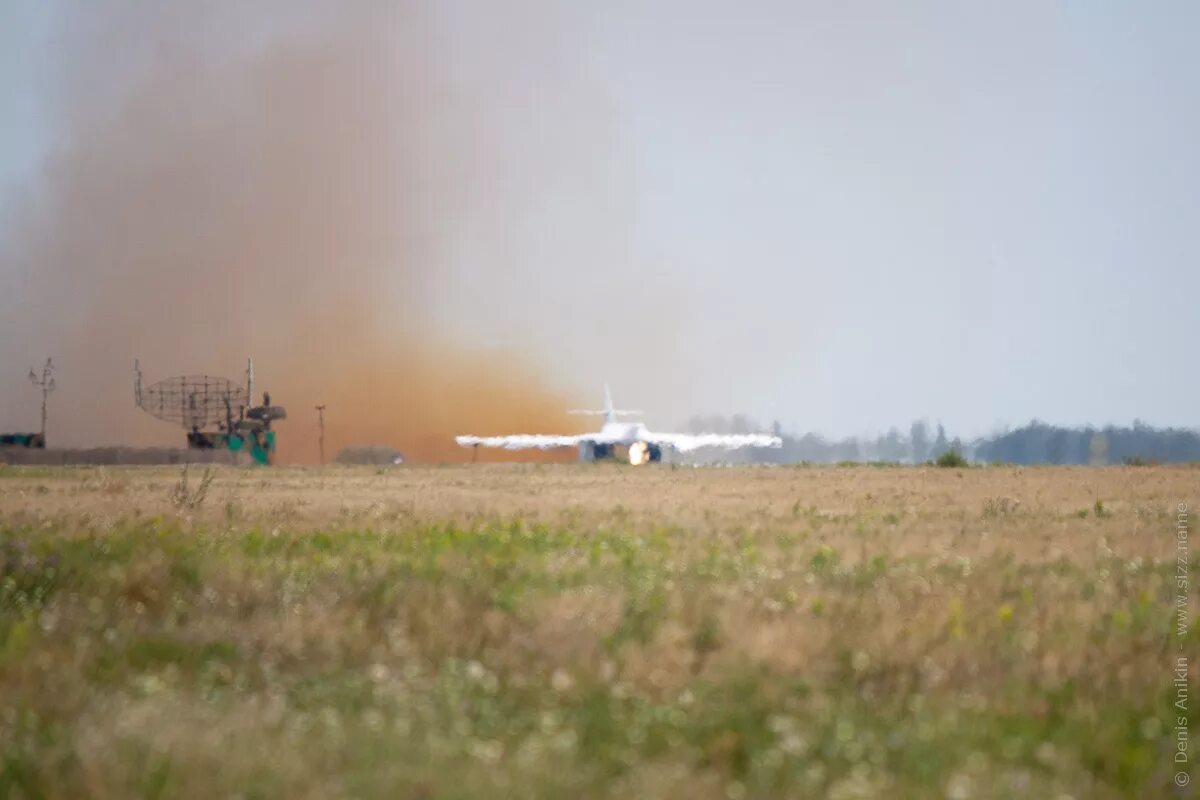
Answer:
[566,383,642,422]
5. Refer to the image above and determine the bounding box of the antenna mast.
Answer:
[133,359,143,407]
[28,358,56,440]
[315,404,327,465]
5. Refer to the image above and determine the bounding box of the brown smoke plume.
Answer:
[0,3,627,462]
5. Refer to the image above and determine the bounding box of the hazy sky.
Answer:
[1,1,1196,441]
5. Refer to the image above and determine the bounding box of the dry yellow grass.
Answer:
[0,462,1187,540]
[0,463,1195,798]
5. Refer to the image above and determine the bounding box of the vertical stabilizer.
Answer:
[603,383,616,424]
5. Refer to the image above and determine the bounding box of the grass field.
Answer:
[0,463,1194,798]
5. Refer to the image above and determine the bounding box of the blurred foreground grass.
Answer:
[0,465,1194,798]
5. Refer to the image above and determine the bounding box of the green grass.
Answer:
[0,510,1189,799]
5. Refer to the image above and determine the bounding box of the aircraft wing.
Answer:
[455,434,588,450]
[641,432,783,453]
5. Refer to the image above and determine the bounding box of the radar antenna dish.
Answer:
[133,357,285,464]
[137,374,249,431]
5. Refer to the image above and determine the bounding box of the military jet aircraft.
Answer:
[455,384,782,464]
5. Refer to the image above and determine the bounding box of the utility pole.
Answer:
[315,404,326,465]
[28,358,56,441]
[246,358,254,405]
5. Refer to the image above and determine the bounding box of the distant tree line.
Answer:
[974,420,1200,465]
[682,416,1200,465]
